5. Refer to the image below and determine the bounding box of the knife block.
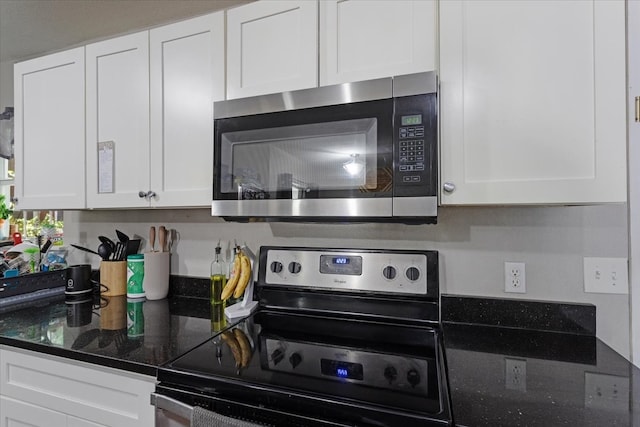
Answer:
[100,260,126,296]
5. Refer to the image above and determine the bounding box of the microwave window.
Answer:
[220,118,378,198]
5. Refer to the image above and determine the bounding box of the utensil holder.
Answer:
[143,252,170,300]
[100,260,127,296]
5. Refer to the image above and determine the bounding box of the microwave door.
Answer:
[213,99,394,219]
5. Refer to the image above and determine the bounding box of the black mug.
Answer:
[65,264,93,296]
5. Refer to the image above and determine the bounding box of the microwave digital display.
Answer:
[401,114,422,126]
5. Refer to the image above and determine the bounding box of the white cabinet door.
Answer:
[13,47,85,210]
[227,0,318,99]
[0,347,155,427]
[86,32,150,208]
[320,0,436,86]
[1,396,67,427]
[439,0,626,205]
[150,12,225,207]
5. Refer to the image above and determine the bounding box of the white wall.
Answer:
[62,203,630,359]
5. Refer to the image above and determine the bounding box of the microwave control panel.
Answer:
[393,94,437,197]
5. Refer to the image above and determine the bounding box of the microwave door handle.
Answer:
[151,392,193,420]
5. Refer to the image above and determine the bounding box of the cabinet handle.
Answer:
[10,197,17,204]
[443,182,456,193]
[138,191,147,199]
[147,191,156,199]
[635,96,639,123]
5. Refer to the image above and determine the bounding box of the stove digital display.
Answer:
[319,255,363,275]
[321,359,364,381]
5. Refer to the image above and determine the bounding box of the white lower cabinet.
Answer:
[1,396,68,427]
[0,347,155,427]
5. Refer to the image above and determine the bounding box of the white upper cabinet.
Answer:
[14,47,86,210]
[85,12,224,209]
[86,31,150,208]
[319,0,436,86]
[149,12,225,207]
[439,0,627,205]
[226,0,318,99]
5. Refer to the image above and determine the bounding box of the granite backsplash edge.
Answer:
[168,276,596,336]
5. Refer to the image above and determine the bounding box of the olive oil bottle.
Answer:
[210,243,227,331]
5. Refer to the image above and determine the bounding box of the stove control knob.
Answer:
[407,369,421,388]
[288,261,302,274]
[289,352,302,369]
[271,348,285,365]
[406,267,420,282]
[270,261,283,273]
[382,266,397,280]
[384,366,398,383]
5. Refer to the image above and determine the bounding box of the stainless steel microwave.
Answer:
[212,72,438,223]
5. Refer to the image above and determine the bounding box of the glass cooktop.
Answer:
[159,310,448,422]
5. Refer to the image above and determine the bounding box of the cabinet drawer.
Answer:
[0,347,154,427]
[1,395,67,427]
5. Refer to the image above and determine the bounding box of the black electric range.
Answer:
[155,246,453,426]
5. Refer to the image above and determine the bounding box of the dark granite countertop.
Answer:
[0,284,637,426]
[442,296,640,427]
[0,291,217,377]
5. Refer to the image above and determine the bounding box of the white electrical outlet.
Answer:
[584,372,629,410]
[504,262,526,293]
[505,357,526,391]
[583,257,628,294]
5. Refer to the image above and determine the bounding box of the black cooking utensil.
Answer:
[71,244,101,256]
[116,229,129,243]
[98,236,115,251]
[125,239,141,256]
[98,243,112,261]
[114,242,125,261]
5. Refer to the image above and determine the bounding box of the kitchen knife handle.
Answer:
[158,226,167,253]
[149,226,156,252]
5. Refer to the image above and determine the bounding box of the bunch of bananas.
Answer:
[221,328,252,368]
[221,249,252,300]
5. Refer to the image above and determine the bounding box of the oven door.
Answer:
[212,98,394,219]
[151,388,350,427]
[152,393,191,427]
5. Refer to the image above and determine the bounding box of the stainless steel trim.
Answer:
[392,71,437,98]
[212,198,393,217]
[214,77,392,119]
[151,393,193,420]
[214,71,438,119]
[393,196,438,216]
[265,249,429,295]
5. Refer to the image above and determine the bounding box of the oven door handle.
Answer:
[151,392,193,420]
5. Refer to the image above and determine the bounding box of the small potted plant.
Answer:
[0,194,13,226]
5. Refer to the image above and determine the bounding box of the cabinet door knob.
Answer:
[443,182,456,193]
[147,191,156,199]
[10,197,18,204]
[138,191,147,198]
